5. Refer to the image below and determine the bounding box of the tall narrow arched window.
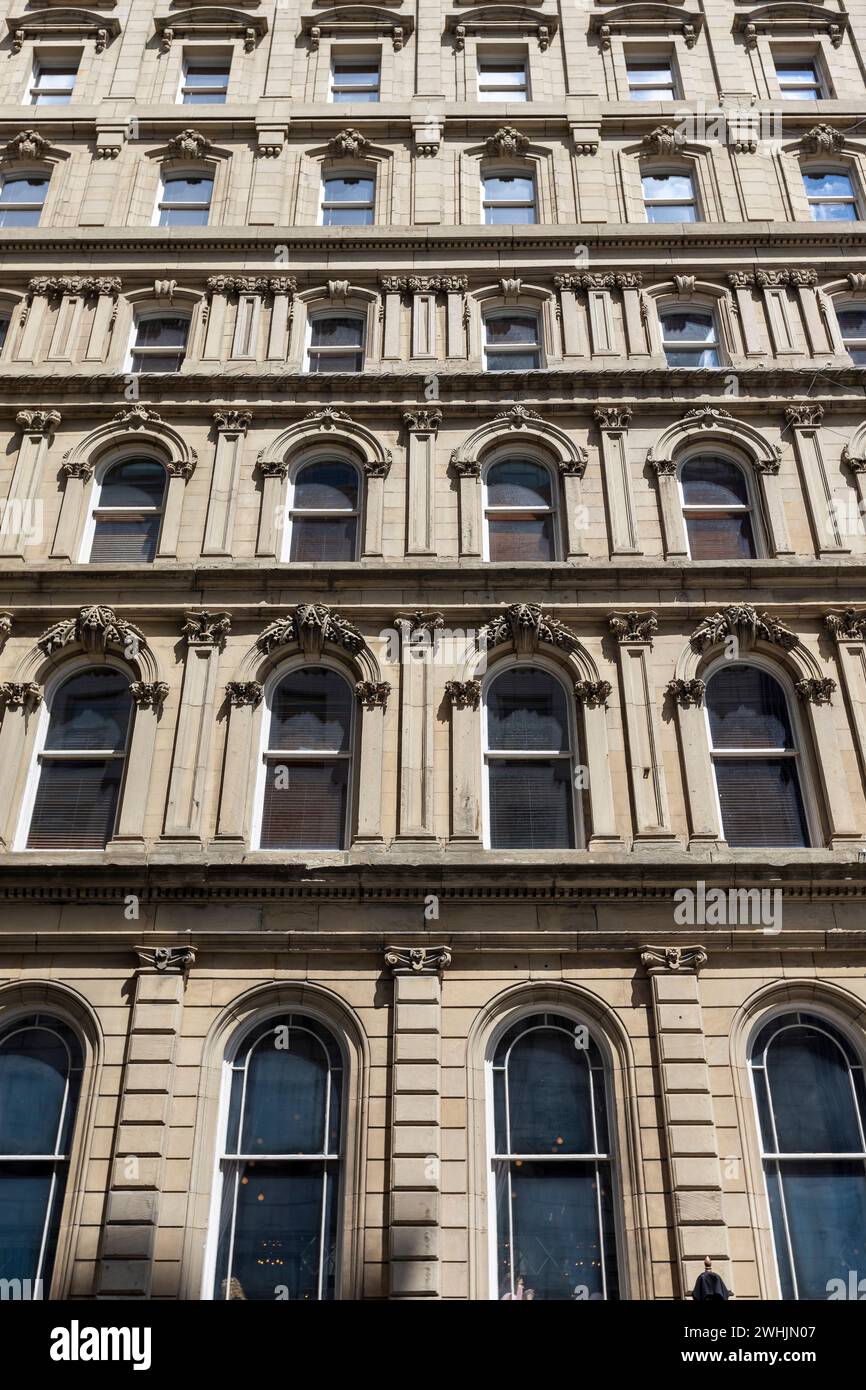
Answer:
[483,457,557,561]
[750,1012,866,1299]
[0,1014,83,1296]
[490,1012,619,1300]
[484,666,578,849]
[86,458,168,562]
[258,667,354,850]
[286,459,360,561]
[157,172,214,226]
[24,667,133,850]
[706,664,809,848]
[679,455,757,559]
[320,173,375,227]
[212,1014,343,1301]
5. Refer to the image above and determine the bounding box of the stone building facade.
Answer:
[1,0,866,1304]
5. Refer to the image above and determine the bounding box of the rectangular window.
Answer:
[181,56,231,104]
[803,170,858,221]
[29,55,79,105]
[321,174,375,227]
[130,316,190,373]
[627,57,676,101]
[478,54,529,102]
[307,315,365,373]
[0,316,9,354]
[484,313,541,371]
[331,53,380,103]
[775,58,823,100]
[483,173,536,225]
[157,174,214,227]
[642,171,697,222]
[660,309,720,367]
[837,307,866,364]
[0,175,49,228]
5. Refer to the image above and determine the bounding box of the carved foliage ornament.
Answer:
[484,603,581,658]
[4,129,50,161]
[130,682,169,710]
[801,125,844,155]
[226,681,262,708]
[354,681,390,709]
[257,604,365,659]
[0,682,42,713]
[795,677,836,705]
[183,610,231,647]
[609,611,658,644]
[167,129,212,160]
[825,609,866,642]
[445,679,481,709]
[38,606,146,658]
[573,680,612,708]
[486,127,529,157]
[666,678,706,708]
[136,946,196,975]
[16,410,61,437]
[329,129,367,158]
[690,604,798,652]
[642,126,685,156]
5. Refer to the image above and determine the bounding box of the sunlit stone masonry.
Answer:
[2,0,866,1303]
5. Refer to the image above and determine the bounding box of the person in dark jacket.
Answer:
[692,1255,731,1300]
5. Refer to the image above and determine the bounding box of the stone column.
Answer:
[395,614,442,842]
[256,460,288,558]
[84,279,122,362]
[362,459,389,558]
[572,680,621,847]
[202,412,252,557]
[559,457,589,559]
[641,945,732,1301]
[163,612,231,843]
[665,681,722,844]
[111,683,169,846]
[353,680,390,844]
[454,460,481,558]
[752,457,795,557]
[651,460,689,558]
[380,277,405,361]
[51,460,93,561]
[796,677,861,846]
[404,410,441,556]
[619,273,650,357]
[445,679,482,843]
[0,410,61,559]
[825,610,866,789]
[96,947,195,1299]
[609,612,676,843]
[785,405,848,555]
[444,277,468,359]
[0,681,42,848]
[594,407,641,555]
[385,945,451,1299]
[214,682,263,843]
[727,273,765,356]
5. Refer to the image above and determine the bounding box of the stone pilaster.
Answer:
[163,613,232,843]
[202,412,252,556]
[609,612,675,842]
[404,410,442,556]
[0,410,61,559]
[785,405,848,555]
[0,681,42,848]
[594,407,641,554]
[395,613,442,841]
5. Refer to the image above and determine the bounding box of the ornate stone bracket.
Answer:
[795,677,836,704]
[641,945,708,975]
[609,611,658,644]
[385,946,452,975]
[135,946,197,976]
[690,604,798,652]
[0,682,42,713]
[38,606,146,659]
[225,681,263,708]
[825,609,866,642]
[183,611,232,647]
[130,682,169,710]
[573,680,612,708]
[484,603,581,657]
[354,681,391,709]
[257,604,365,660]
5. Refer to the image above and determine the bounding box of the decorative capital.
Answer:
[445,679,481,710]
[38,606,145,659]
[363,458,391,479]
[641,945,707,975]
[16,409,61,437]
[0,613,11,647]
[825,609,866,642]
[303,406,352,431]
[642,125,685,156]
[183,610,231,647]
[573,680,611,708]
[397,611,445,636]
[609,611,658,644]
[226,681,262,708]
[403,409,442,436]
[486,126,529,157]
[594,406,632,432]
[329,128,367,158]
[135,946,196,976]
[795,677,836,704]
[665,678,706,708]
[785,404,824,429]
[801,124,844,155]
[650,457,677,477]
[214,410,252,435]
[842,445,866,473]
[167,129,211,159]
[354,680,390,709]
[385,946,452,975]
[0,682,42,713]
[484,603,581,658]
[690,604,798,652]
[130,681,169,710]
[450,455,481,479]
[60,459,94,482]
[558,450,589,478]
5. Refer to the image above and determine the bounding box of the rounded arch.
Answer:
[452,408,586,475]
[649,408,781,475]
[258,409,389,478]
[13,620,163,687]
[729,978,866,1299]
[465,979,650,1301]
[673,627,824,687]
[457,611,600,689]
[61,412,197,479]
[179,978,370,1301]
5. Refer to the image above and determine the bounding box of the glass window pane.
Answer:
[294,461,358,511]
[310,317,364,348]
[488,667,569,751]
[0,1164,56,1287]
[289,515,358,562]
[685,514,755,560]
[1,177,48,205]
[185,65,229,88]
[647,203,696,223]
[136,317,189,348]
[504,1028,594,1154]
[661,311,715,342]
[496,1161,614,1300]
[162,176,212,203]
[27,759,125,850]
[682,457,749,507]
[811,202,857,221]
[44,669,131,753]
[333,63,379,86]
[486,350,540,371]
[766,1027,863,1153]
[488,759,574,849]
[260,760,349,850]
[323,176,374,203]
[776,1161,866,1300]
[480,63,527,86]
[484,175,534,201]
[488,515,555,562]
[714,758,808,848]
[323,205,373,227]
[269,668,352,752]
[0,1027,71,1155]
[99,460,166,509]
[215,1162,337,1301]
[240,1029,329,1154]
[838,309,866,337]
[804,172,854,198]
[629,63,673,84]
[643,173,694,200]
[486,316,538,347]
[708,666,795,749]
[90,516,161,564]
[487,460,551,508]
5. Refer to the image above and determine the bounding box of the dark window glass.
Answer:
[486,667,576,849]
[260,669,353,849]
[90,460,167,563]
[681,457,756,559]
[486,460,555,561]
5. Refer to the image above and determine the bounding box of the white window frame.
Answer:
[658,304,721,368]
[480,656,583,851]
[27,50,80,106]
[481,449,559,562]
[305,309,366,374]
[484,1005,623,1300]
[178,50,232,104]
[477,49,530,102]
[0,172,50,227]
[836,302,866,363]
[282,450,362,563]
[252,656,357,852]
[803,165,861,220]
[676,448,763,560]
[772,50,827,100]
[319,170,376,228]
[329,49,381,103]
[482,169,536,225]
[13,655,133,853]
[78,451,168,564]
[625,52,678,101]
[201,1007,348,1301]
[482,309,543,372]
[642,167,698,222]
[127,312,191,373]
[154,170,214,227]
[702,653,817,849]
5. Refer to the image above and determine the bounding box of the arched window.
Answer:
[320,173,375,227]
[157,173,214,227]
[659,306,719,367]
[679,455,757,559]
[642,170,697,222]
[484,666,578,849]
[286,459,360,562]
[489,1012,619,1300]
[482,171,536,224]
[211,1013,343,1300]
[483,311,541,371]
[0,174,49,228]
[749,1012,866,1299]
[0,1013,83,1297]
[706,664,809,848]
[86,458,168,563]
[836,305,866,363]
[24,667,133,850]
[483,457,556,561]
[306,312,365,373]
[803,168,859,221]
[258,667,354,850]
